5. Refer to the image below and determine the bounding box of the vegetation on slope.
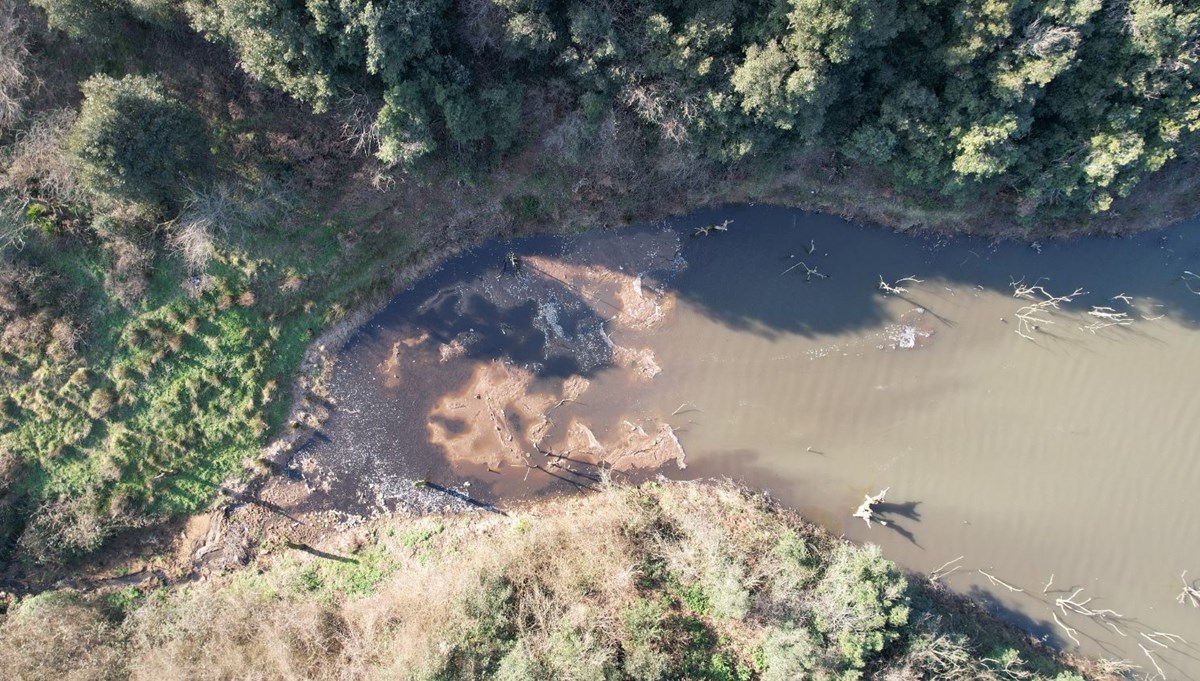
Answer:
[0,482,1100,680]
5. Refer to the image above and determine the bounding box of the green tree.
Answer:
[68,74,209,206]
[813,543,909,673]
[33,0,127,39]
[33,0,173,38]
[376,82,436,170]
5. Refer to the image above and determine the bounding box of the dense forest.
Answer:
[0,0,1197,574]
[177,0,1200,215]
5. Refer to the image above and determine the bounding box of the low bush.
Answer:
[0,483,1089,680]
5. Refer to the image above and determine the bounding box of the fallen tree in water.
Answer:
[0,482,1099,680]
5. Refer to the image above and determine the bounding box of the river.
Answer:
[296,205,1200,676]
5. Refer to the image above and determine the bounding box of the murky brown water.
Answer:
[298,205,1200,676]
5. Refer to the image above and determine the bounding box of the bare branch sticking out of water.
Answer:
[929,555,964,582]
[1082,306,1133,333]
[782,261,828,281]
[1178,570,1200,607]
[1139,643,1166,679]
[692,219,732,237]
[879,275,924,295]
[1055,587,1126,635]
[978,569,1024,593]
[1009,278,1087,340]
[853,488,889,527]
[1183,271,1200,295]
[1053,612,1081,647]
[671,402,700,416]
[1146,630,1186,646]
[1043,573,1055,594]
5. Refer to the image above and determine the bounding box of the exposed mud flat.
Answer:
[296,206,1200,675]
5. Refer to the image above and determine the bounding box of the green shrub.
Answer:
[433,576,517,679]
[544,616,617,680]
[621,597,670,681]
[69,74,209,207]
[758,623,821,680]
[494,641,544,681]
[32,0,126,39]
[813,543,910,673]
[503,194,543,223]
[33,0,173,39]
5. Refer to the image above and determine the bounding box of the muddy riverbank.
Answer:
[292,204,1200,675]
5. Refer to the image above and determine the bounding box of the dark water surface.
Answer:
[299,205,1200,675]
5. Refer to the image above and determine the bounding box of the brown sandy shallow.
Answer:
[426,361,685,474]
[378,331,430,388]
[522,255,677,331]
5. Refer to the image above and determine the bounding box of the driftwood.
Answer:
[693,219,732,237]
[1139,643,1166,678]
[671,402,700,416]
[1141,630,1186,648]
[781,260,828,281]
[1009,278,1086,340]
[1056,587,1125,636]
[1183,271,1200,295]
[929,555,964,582]
[1082,305,1133,333]
[878,275,924,295]
[1178,570,1200,607]
[978,569,1023,593]
[853,488,889,527]
[1053,612,1081,646]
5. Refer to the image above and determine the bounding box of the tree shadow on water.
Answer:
[872,499,923,548]
[667,204,1200,339]
[347,242,623,381]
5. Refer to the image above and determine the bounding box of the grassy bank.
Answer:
[0,481,1110,680]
